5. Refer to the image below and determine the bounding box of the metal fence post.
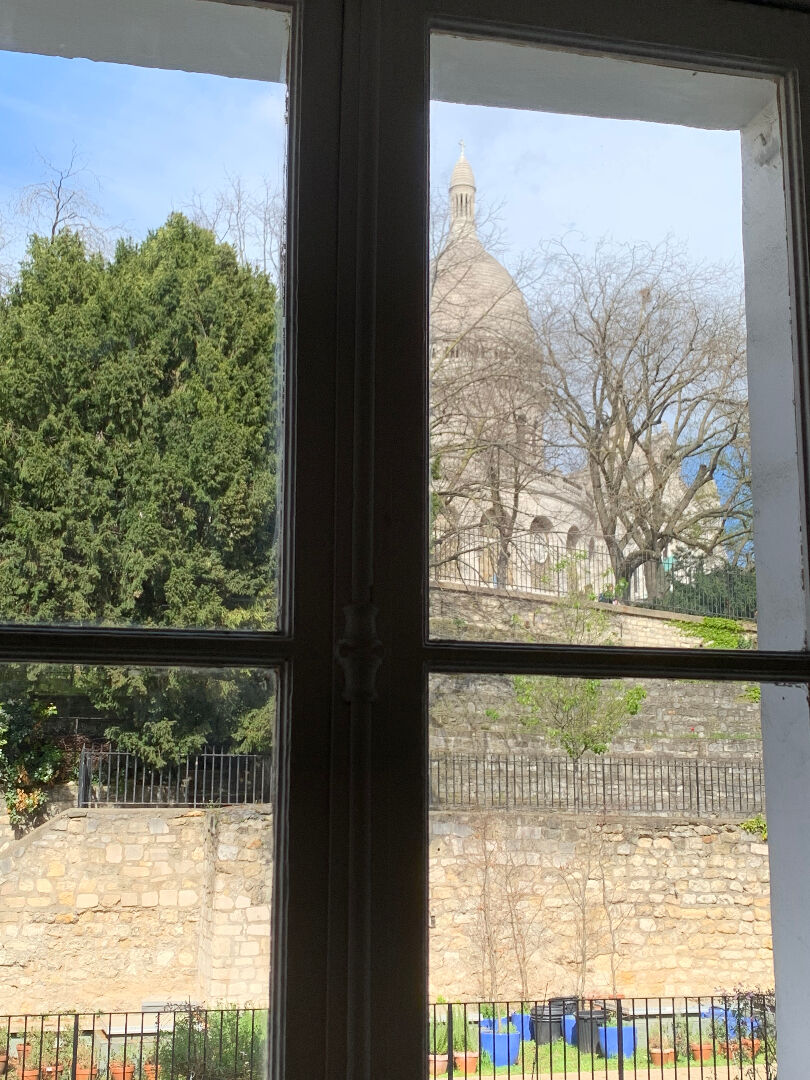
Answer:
[77,750,88,808]
[70,1013,79,1080]
[616,998,624,1080]
[446,1006,454,1080]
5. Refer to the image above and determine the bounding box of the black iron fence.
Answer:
[429,995,776,1078]
[1,997,775,1080]
[77,749,273,809]
[430,527,757,622]
[0,1009,267,1080]
[430,753,765,816]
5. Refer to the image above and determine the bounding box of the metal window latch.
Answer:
[337,601,384,703]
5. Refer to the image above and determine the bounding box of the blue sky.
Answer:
[0,49,743,275]
[0,51,287,264]
[431,101,744,273]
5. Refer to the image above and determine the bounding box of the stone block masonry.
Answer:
[0,806,272,1014]
[0,804,771,1012]
[430,581,757,650]
[429,811,773,1002]
[431,675,762,759]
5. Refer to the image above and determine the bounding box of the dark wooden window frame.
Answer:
[4,1,810,1079]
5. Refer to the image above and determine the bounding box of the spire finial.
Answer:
[449,142,476,231]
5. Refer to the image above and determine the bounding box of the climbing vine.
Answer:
[670,616,754,650]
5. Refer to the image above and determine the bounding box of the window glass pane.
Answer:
[428,35,800,650]
[0,0,289,630]
[0,663,276,1017]
[429,673,775,1074]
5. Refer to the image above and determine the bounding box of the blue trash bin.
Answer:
[597,1024,637,1059]
[510,1013,532,1041]
[699,1006,757,1040]
[563,1015,577,1045]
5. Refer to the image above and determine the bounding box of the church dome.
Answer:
[431,146,535,355]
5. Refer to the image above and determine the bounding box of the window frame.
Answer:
[369,3,810,1079]
[4,0,810,1079]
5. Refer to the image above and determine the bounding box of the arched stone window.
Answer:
[529,515,553,589]
[529,515,553,557]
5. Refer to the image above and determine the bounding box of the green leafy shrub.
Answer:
[158,1008,267,1080]
[449,1007,478,1053]
[428,1023,448,1055]
[515,676,646,760]
[740,814,768,841]
[0,698,62,824]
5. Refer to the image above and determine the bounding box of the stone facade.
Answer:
[429,811,773,1002]
[0,806,272,1013]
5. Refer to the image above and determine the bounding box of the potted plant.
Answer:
[37,1033,63,1078]
[647,1029,675,1066]
[15,1041,33,1069]
[0,1024,9,1076]
[18,1032,50,1080]
[740,1036,762,1058]
[709,1014,733,1059]
[73,1045,97,1080]
[478,1021,520,1067]
[140,1047,158,1080]
[450,1008,479,1073]
[428,1022,448,1077]
[687,1019,714,1063]
[107,1053,135,1080]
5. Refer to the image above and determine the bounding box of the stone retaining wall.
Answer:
[0,806,272,1013]
[0,804,770,1012]
[430,582,757,650]
[429,811,772,1001]
[430,676,762,759]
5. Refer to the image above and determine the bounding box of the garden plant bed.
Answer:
[430,1037,773,1078]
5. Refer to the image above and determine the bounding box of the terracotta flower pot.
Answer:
[428,1053,448,1077]
[18,1069,40,1080]
[74,1067,97,1080]
[453,1051,479,1073]
[15,1046,32,1067]
[0,1055,9,1076]
[649,1047,675,1065]
[690,1042,713,1062]
[741,1037,762,1057]
[109,1065,135,1080]
[142,1065,158,1080]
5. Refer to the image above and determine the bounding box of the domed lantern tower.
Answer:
[430,146,548,552]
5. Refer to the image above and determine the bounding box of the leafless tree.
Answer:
[186,174,285,281]
[531,239,750,599]
[553,828,632,998]
[469,815,549,1000]
[17,148,108,252]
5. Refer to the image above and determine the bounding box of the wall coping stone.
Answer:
[431,580,758,631]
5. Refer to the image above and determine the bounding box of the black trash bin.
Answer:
[530,1004,560,1045]
[575,1007,608,1055]
[550,996,578,1016]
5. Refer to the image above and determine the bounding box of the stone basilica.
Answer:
[429,146,624,598]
